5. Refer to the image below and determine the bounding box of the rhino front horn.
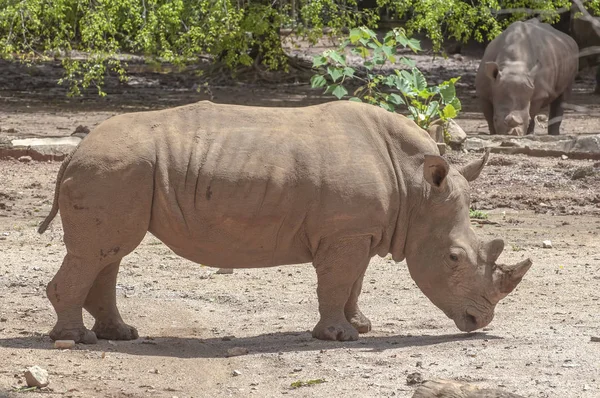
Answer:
[493,258,533,294]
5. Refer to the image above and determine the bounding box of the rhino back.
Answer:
[108,101,417,268]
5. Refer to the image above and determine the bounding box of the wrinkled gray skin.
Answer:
[38,101,532,343]
[476,19,579,136]
[570,3,600,95]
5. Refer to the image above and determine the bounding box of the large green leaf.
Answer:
[439,83,456,103]
[443,103,458,119]
[310,75,326,88]
[379,101,395,112]
[312,56,328,68]
[327,66,343,83]
[400,57,416,68]
[349,28,362,43]
[388,93,405,105]
[449,97,462,112]
[425,101,440,119]
[326,50,346,66]
[412,68,427,91]
[343,67,355,78]
[332,85,348,99]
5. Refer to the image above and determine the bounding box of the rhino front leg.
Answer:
[312,236,371,341]
[548,93,565,135]
[481,99,497,135]
[345,273,372,333]
[84,260,139,341]
[47,254,100,344]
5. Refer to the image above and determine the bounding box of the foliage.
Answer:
[2,0,600,96]
[311,27,461,130]
[0,0,377,96]
[469,209,489,220]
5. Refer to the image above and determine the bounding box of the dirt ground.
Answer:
[1,38,600,398]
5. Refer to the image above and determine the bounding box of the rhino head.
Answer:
[485,61,540,136]
[405,151,532,332]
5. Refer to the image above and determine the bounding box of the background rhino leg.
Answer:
[548,93,565,135]
[595,67,600,95]
[312,236,371,341]
[481,99,497,135]
[47,254,100,344]
[344,273,372,333]
[84,260,139,341]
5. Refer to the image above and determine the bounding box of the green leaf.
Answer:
[310,75,326,88]
[439,83,456,103]
[407,38,422,52]
[349,97,362,102]
[327,51,346,66]
[400,57,416,68]
[388,93,405,105]
[343,67,355,78]
[364,60,374,70]
[412,68,427,91]
[379,101,395,112]
[327,66,343,83]
[443,103,458,119]
[312,56,328,68]
[332,85,348,99]
[425,101,440,118]
[349,28,362,43]
[449,97,462,112]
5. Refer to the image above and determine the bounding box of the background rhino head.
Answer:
[405,151,532,332]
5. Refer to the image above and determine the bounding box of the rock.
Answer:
[447,119,467,148]
[412,379,525,398]
[226,347,249,357]
[232,370,242,376]
[591,336,600,342]
[561,154,569,160]
[24,365,49,388]
[54,340,75,349]
[18,156,32,163]
[427,123,445,144]
[571,166,596,180]
[406,372,423,385]
[71,125,90,139]
[542,240,553,248]
[216,268,234,274]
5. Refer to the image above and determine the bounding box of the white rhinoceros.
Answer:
[475,19,578,136]
[38,100,532,343]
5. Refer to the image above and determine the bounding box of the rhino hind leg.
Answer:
[85,260,139,341]
[548,93,565,135]
[344,273,372,333]
[311,236,371,341]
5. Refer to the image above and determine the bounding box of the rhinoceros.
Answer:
[38,101,532,343]
[475,19,578,135]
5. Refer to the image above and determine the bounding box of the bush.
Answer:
[310,27,461,131]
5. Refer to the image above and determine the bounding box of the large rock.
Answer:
[0,136,82,161]
[464,134,600,160]
[24,365,49,388]
[447,119,467,147]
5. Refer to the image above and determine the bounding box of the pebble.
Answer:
[232,370,242,376]
[227,347,249,357]
[406,372,423,385]
[216,268,234,274]
[542,240,553,248]
[18,156,32,163]
[590,336,600,342]
[25,365,49,387]
[54,340,75,349]
[561,155,569,160]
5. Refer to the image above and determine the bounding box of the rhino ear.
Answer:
[423,155,450,189]
[485,62,499,80]
[458,149,490,182]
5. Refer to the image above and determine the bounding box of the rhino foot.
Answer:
[49,327,98,344]
[92,321,139,341]
[312,320,359,341]
[347,311,372,334]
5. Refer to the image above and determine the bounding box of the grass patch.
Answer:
[290,378,326,389]
[469,209,488,220]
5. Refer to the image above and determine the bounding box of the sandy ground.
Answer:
[1,38,600,398]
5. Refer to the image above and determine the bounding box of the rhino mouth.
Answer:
[455,308,491,332]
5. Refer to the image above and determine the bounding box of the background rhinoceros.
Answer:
[475,19,579,136]
[38,101,532,343]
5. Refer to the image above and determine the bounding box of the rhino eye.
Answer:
[449,253,459,262]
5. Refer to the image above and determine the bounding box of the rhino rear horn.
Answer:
[493,258,533,294]
[458,149,490,182]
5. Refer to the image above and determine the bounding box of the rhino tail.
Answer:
[37,147,78,234]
